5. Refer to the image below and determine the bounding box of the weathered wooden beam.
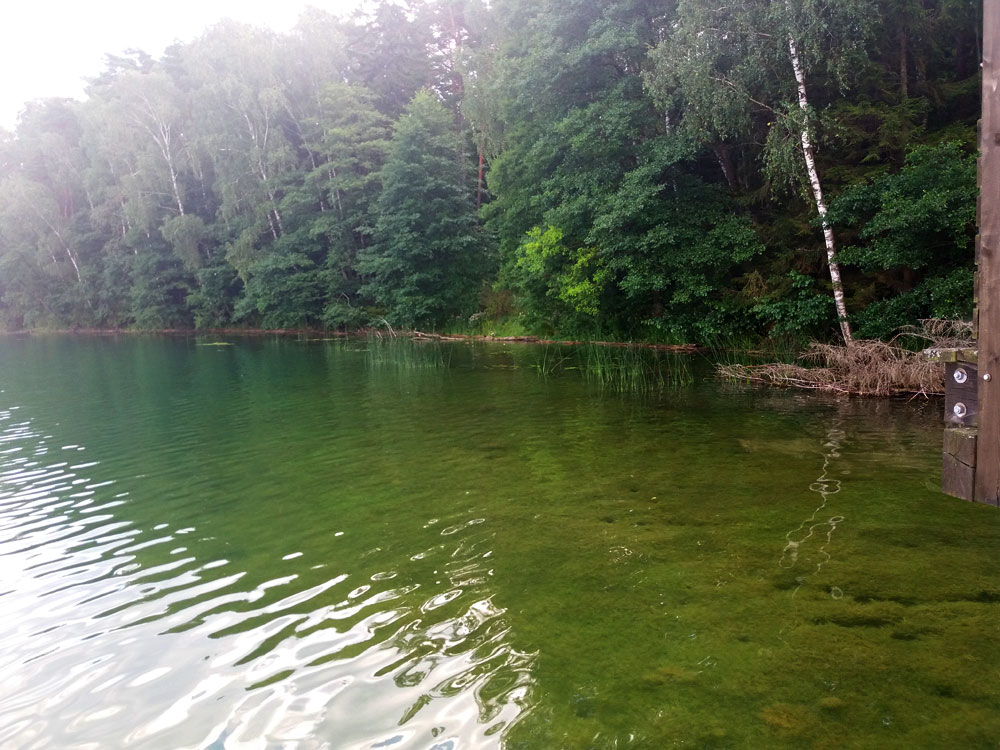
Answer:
[977,0,1000,505]
[924,347,978,364]
[944,428,978,501]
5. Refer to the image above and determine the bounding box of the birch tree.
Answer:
[1,100,91,287]
[785,16,851,344]
[183,21,298,275]
[646,0,877,344]
[96,71,192,217]
[0,174,84,283]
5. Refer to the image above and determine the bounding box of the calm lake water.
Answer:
[1,335,998,749]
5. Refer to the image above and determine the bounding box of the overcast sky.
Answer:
[2,0,366,130]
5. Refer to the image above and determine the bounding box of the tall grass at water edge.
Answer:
[528,344,694,392]
[701,334,802,368]
[363,334,453,370]
[360,336,694,392]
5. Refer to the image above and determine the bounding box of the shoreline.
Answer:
[0,327,703,353]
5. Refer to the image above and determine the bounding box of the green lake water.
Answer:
[1,335,998,749]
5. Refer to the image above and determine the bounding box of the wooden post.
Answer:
[976,0,1000,506]
[935,349,979,500]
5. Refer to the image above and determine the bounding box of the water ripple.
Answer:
[0,402,534,749]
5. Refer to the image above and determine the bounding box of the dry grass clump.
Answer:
[718,340,941,396]
[718,319,973,396]
[719,323,968,398]
[904,318,973,349]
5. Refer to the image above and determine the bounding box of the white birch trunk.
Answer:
[133,94,186,217]
[266,186,284,237]
[63,244,83,284]
[787,30,853,345]
[48,223,83,284]
[167,157,185,216]
[155,124,185,216]
[264,204,279,241]
[23,191,83,284]
[245,109,284,238]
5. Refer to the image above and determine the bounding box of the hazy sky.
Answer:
[3,0,366,130]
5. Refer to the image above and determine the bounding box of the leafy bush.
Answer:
[829,141,976,338]
[130,244,194,329]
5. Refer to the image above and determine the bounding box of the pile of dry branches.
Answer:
[717,321,973,397]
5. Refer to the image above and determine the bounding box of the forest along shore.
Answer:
[0,1,979,351]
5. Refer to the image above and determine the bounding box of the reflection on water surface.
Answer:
[0,336,998,749]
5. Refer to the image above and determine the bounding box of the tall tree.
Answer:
[3,100,91,287]
[646,0,879,344]
[345,2,436,118]
[86,68,210,269]
[306,83,391,326]
[359,90,483,327]
[183,21,298,266]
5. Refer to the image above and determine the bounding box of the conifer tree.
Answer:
[360,89,483,328]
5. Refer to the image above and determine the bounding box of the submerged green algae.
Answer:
[0,336,997,749]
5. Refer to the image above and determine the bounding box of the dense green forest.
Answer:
[0,0,981,344]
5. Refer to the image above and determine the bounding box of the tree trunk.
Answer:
[329,166,345,217]
[48,224,83,284]
[258,167,283,239]
[712,143,737,191]
[265,205,280,241]
[25,193,84,285]
[168,159,185,216]
[899,27,908,100]
[476,147,484,209]
[787,30,853,345]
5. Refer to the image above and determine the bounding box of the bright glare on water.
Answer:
[0,335,999,749]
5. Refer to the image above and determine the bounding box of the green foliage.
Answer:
[588,157,764,341]
[850,268,973,340]
[508,226,609,331]
[502,138,765,343]
[189,263,242,329]
[0,251,69,329]
[752,270,836,342]
[762,102,812,200]
[345,2,436,118]
[321,298,368,331]
[232,226,331,329]
[359,90,485,329]
[829,141,976,337]
[92,251,134,327]
[305,82,391,314]
[130,245,194,329]
[0,0,982,345]
[831,142,976,271]
[160,215,208,271]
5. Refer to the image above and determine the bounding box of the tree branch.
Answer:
[707,75,777,114]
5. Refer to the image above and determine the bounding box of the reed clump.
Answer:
[717,320,972,396]
[579,344,692,391]
[364,334,451,370]
[525,343,692,392]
